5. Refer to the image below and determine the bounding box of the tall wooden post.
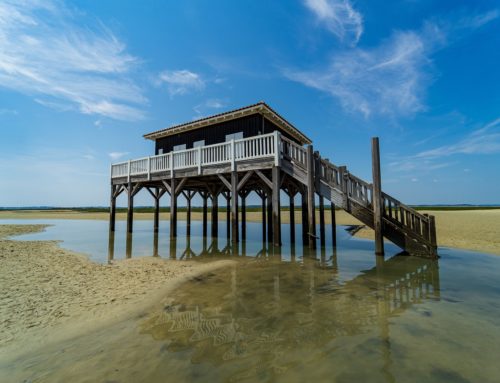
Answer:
[272,166,281,246]
[241,193,247,241]
[170,177,177,239]
[211,192,218,238]
[306,145,316,249]
[372,137,384,256]
[127,181,134,233]
[126,232,133,258]
[267,190,273,243]
[429,215,437,255]
[301,191,308,246]
[153,232,159,257]
[109,185,116,232]
[225,193,230,240]
[186,192,192,237]
[319,196,325,247]
[231,171,239,243]
[202,192,208,237]
[289,193,295,244]
[261,193,267,242]
[331,202,337,247]
[153,187,160,233]
[107,231,115,264]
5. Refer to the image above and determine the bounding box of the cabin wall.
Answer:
[154,114,299,154]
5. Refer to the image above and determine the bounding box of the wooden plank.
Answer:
[372,137,384,255]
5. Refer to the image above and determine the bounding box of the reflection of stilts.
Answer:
[107,231,115,264]
[125,232,133,259]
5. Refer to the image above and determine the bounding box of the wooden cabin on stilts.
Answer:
[109,102,438,258]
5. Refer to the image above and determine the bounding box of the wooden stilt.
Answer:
[225,192,230,240]
[261,192,266,242]
[267,190,273,243]
[289,192,295,244]
[372,137,384,256]
[170,177,177,239]
[301,191,308,246]
[186,191,192,237]
[107,231,115,264]
[241,192,247,241]
[126,232,133,258]
[319,195,326,247]
[211,191,218,238]
[306,145,316,249]
[202,191,208,237]
[331,202,337,247]
[153,188,160,233]
[231,171,239,243]
[127,181,134,233]
[272,166,281,246]
[109,185,116,232]
[153,232,159,257]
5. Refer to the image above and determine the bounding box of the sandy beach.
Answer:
[0,224,234,360]
[1,209,499,255]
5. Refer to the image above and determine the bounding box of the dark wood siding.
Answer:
[154,113,301,154]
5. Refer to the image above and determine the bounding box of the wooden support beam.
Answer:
[306,145,316,249]
[241,193,247,241]
[161,180,171,194]
[217,174,231,190]
[331,202,337,247]
[231,171,239,243]
[211,191,218,238]
[372,137,384,256]
[202,191,208,237]
[301,191,308,246]
[186,191,192,237]
[109,185,116,232]
[154,187,160,233]
[237,170,253,192]
[127,181,134,233]
[319,195,326,247]
[255,169,273,190]
[225,191,230,240]
[267,190,273,243]
[429,215,437,255]
[261,192,267,243]
[175,177,187,196]
[272,166,281,246]
[170,177,177,239]
[289,193,295,244]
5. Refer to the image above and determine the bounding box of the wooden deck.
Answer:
[110,131,438,257]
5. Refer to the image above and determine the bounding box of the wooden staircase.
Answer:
[280,136,438,258]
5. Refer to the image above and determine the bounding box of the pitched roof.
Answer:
[143,102,312,145]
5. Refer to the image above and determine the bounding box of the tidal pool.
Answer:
[1,219,499,382]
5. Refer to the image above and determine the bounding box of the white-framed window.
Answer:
[193,140,205,148]
[158,148,164,155]
[173,144,186,152]
[225,132,243,141]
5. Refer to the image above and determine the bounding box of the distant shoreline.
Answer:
[1,208,499,256]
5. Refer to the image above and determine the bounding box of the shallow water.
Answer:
[1,219,500,382]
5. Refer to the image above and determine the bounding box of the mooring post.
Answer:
[331,202,337,247]
[109,185,116,232]
[241,192,247,241]
[319,196,326,247]
[289,193,295,244]
[301,191,309,246]
[306,145,316,249]
[372,137,384,256]
[127,181,133,233]
[153,187,160,233]
[272,166,282,247]
[170,176,177,239]
[231,171,239,243]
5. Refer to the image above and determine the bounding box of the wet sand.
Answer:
[0,224,234,359]
[1,209,499,255]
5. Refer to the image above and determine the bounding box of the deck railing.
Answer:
[111,131,282,179]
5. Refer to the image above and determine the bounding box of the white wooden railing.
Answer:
[111,131,286,179]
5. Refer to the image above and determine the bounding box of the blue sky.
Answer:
[0,0,499,207]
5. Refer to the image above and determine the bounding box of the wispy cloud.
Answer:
[0,0,146,120]
[286,9,497,119]
[304,0,363,45]
[390,117,500,172]
[156,69,205,96]
[108,152,129,161]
